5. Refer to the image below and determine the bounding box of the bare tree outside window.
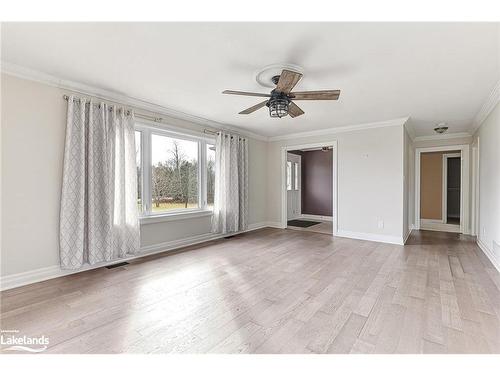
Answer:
[151,134,199,212]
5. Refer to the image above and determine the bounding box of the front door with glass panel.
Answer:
[286,152,301,220]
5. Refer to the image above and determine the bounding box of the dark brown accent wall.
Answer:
[301,150,333,216]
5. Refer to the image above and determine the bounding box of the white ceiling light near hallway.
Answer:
[434,122,449,134]
[1,23,498,137]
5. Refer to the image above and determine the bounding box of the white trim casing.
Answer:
[414,144,470,234]
[1,63,415,142]
[477,239,500,273]
[140,210,213,224]
[1,61,267,141]
[420,219,461,233]
[403,226,414,244]
[281,141,338,236]
[472,79,500,134]
[135,121,214,220]
[336,230,404,246]
[471,138,480,236]
[300,214,333,222]
[3,62,497,142]
[413,132,472,143]
[269,117,409,142]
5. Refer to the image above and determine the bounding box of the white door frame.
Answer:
[415,144,470,234]
[286,152,302,220]
[442,153,461,224]
[471,138,480,236]
[281,141,338,236]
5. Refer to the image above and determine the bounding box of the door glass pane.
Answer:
[151,134,199,212]
[294,162,299,190]
[286,161,292,191]
[207,144,216,209]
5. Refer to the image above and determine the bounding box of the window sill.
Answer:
[140,210,213,225]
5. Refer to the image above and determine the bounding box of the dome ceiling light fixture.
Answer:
[222,69,341,119]
[434,122,449,134]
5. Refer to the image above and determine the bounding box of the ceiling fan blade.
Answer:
[275,69,303,94]
[290,90,341,100]
[239,100,268,115]
[288,102,305,118]
[223,90,271,98]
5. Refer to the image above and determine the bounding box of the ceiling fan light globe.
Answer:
[269,98,289,118]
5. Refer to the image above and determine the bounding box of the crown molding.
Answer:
[1,61,268,141]
[403,117,416,140]
[412,132,473,142]
[268,116,410,142]
[471,79,500,134]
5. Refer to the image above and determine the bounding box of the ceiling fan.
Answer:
[222,69,340,118]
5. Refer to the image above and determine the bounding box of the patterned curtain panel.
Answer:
[60,96,140,269]
[213,132,249,234]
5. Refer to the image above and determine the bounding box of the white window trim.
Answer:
[140,210,213,224]
[135,120,215,221]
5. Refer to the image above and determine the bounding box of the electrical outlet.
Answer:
[378,220,384,229]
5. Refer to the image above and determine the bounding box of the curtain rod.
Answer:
[203,129,218,136]
[63,94,227,137]
[63,94,163,123]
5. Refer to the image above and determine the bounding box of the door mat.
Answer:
[287,219,320,228]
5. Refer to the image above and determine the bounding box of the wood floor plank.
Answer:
[1,228,499,354]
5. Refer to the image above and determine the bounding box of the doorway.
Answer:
[281,142,338,236]
[415,144,470,234]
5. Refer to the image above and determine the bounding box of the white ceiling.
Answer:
[1,22,498,137]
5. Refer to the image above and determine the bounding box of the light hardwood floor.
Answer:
[1,228,499,354]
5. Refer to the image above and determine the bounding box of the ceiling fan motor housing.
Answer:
[271,75,281,85]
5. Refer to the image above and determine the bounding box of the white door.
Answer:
[287,153,301,220]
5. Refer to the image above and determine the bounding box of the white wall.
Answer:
[474,102,500,270]
[0,74,268,277]
[267,124,405,243]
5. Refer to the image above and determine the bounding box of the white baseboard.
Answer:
[299,214,333,222]
[266,221,285,229]
[0,221,272,291]
[336,230,404,245]
[420,219,461,233]
[477,239,500,273]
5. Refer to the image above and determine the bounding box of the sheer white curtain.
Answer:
[59,96,140,269]
[213,131,249,234]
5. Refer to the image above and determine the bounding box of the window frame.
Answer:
[135,120,215,221]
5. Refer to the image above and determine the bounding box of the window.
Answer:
[135,124,215,217]
[286,161,292,191]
